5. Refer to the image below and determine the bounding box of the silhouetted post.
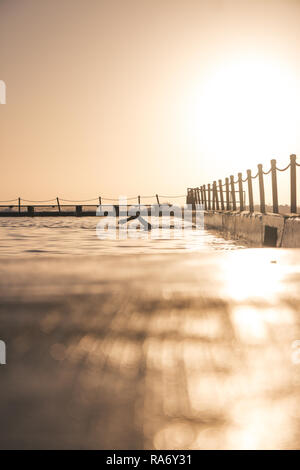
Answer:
[238,173,244,211]
[230,176,236,211]
[213,181,219,210]
[208,184,211,210]
[258,164,266,213]
[76,205,82,216]
[27,206,34,216]
[290,154,297,213]
[192,189,196,210]
[247,170,254,212]
[138,195,141,205]
[212,183,216,210]
[271,159,278,214]
[197,187,201,204]
[203,185,207,210]
[99,196,102,208]
[56,197,61,213]
[18,197,21,214]
[218,180,224,210]
[200,186,204,205]
[156,194,160,205]
[225,178,230,210]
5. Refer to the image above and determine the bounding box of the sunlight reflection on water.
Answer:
[1,219,300,449]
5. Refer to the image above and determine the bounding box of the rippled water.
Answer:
[0,217,244,256]
[1,217,300,450]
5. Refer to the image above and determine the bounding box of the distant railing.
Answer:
[0,193,187,216]
[187,154,300,214]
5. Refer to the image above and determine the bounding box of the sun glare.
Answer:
[184,57,300,171]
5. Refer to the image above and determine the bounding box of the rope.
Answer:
[159,195,186,198]
[242,177,248,183]
[0,198,18,203]
[251,172,259,179]
[263,168,272,175]
[60,198,99,203]
[276,163,290,172]
[22,198,57,203]
[296,162,300,167]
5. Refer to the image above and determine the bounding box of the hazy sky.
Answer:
[1,0,300,203]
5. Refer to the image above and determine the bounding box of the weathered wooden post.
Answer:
[258,164,266,214]
[208,184,211,210]
[138,195,141,205]
[238,173,244,211]
[213,181,219,210]
[56,197,61,213]
[230,176,236,211]
[99,196,102,207]
[225,178,230,210]
[203,185,207,210]
[156,194,160,205]
[200,186,204,205]
[18,197,21,214]
[192,189,196,210]
[218,180,224,211]
[247,170,254,212]
[290,154,297,213]
[271,159,278,214]
[212,183,216,210]
[197,187,201,204]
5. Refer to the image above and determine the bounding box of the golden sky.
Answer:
[1,0,300,203]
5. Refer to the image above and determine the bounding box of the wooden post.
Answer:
[271,159,278,214]
[18,197,21,214]
[230,176,236,211]
[138,195,141,205]
[290,154,297,213]
[208,184,211,210]
[212,183,216,210]
[99,196,102,207]
[203,185,207,210]
[186,189,190,204]
[258,164,266,214]
[200,186,203,205]
[225,178,230,210]
[213,181,219,210]
[56,197,61,213]
[197,187,201,204]
[156,194,160,205]
[238,173,244,211]
[247,170,254,212]
[191,189,196,210]
[218,180,224,211]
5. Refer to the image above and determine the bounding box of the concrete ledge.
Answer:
[204,211,300,247]
[282,217,300,247]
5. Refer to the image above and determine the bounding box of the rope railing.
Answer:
[187,154,298,215]
[0,194,186,206]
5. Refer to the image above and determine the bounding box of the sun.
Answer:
[183,56,300,173]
